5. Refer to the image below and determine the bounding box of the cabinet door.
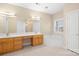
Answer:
[1,39,13,53]
[0,39,7,54]
[38,35,43,44]
[36,35,43,45]
[13,37,23,50]
[2,39,10,53]
[8,17,17,33]
[32,38,35,46]
[35,37,39,45]
[9,39,14,51]
[0,43,3,54]
[3,42,10,53]
[8,39,14,52]
[32,36,38,46]
[32,35,43,46]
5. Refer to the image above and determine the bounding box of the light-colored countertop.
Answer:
[0,32,43,38]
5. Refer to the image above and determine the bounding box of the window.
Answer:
[54,18,64,33]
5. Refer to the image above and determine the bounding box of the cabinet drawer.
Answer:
[33,35,43,39]
[14,42,23,45]
[14,40,23,45]
[14,44,22,50]
[24,36,32,39]
[14,38,23,44]
[14,38,22,41]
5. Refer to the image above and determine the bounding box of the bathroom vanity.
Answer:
[0,33,43,55]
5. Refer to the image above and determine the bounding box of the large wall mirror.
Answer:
[25,16,41,33]
[0,13,26,35]
[0,12,41,35]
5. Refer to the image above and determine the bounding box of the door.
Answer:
[17,20,25,33]
[8,16,17,33]
[33,20,40,33]
[0,14,6,33]
[65,11,79,53]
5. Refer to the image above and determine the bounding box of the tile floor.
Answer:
[2,45,79,56]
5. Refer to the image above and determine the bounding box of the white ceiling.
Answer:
[10,3,64,15]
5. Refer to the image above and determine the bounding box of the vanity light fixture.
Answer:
[0,12,15,16]
[32,16,40,20]
[9,15,16,17]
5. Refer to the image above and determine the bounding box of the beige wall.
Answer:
[53,11,64,20]
[0,3,52,34]
[64,3,79,14]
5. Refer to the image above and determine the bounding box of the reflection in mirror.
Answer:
[25,16,41,33]
[0,12,17,36]
[8,16,17,33]
[32,20,40,33]
[17,20,26,33]
[0,13,41,36]
[25,20,33,32]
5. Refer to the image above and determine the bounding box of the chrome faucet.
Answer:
[6,32,9,36]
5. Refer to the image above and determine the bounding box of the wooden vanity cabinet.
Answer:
[32,35,43,46]
[0,37,23,55]
[0,34,43,55]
